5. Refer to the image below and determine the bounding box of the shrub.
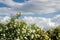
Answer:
[0,12,60,40]
[47,26,60,40]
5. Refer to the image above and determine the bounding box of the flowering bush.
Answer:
[0,13,60,40]
[47,26,60,40]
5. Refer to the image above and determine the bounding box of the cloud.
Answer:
[0,0,60,14]
[0,7,20,17]
[0,14,60,30]
[23,14,60,30]
[0,7,12,13]
[18,0,56,13]
[13,0,60,14]
[23,16,56,30]
[0,7,18,16]
[0,16,11,24]
[52,15,60,25]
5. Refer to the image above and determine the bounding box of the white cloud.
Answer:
[0,7,12,13]
[15,0,60,13]
[23,14,60,30]
[0,0,60,14]
[52,15,60,25]
[23,16,56,30]
[0,7,22,15]
[39,0,48,2]
[0,16,11,24]
[0,14,60,30]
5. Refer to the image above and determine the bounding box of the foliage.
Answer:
[47,26,60,40]
[0,12,60,40]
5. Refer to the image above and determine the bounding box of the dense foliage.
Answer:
[0,13,60,40]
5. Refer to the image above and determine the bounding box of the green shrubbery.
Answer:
[0,13,60,40]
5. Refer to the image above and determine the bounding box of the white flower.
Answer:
[15,19,18,22]
[32,30,35,33]
[24,37,27,39]
[3,34,5,36]
[30,29,35,33]
[31,34,34,39]
[14,24,16,27]
[22,28,26,33]
[16,12,21,16]
[16,38,19,40]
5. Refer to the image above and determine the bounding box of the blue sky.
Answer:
[0,0,60,30]
[13,0,29,3]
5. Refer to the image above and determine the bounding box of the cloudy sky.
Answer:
[0,0,60,30]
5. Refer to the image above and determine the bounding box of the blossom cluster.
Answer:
[0,13,60,40]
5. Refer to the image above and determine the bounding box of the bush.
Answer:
[0,13,60,40]
[47,26,60,40]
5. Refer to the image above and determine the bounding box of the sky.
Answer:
[0,0,60,30]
